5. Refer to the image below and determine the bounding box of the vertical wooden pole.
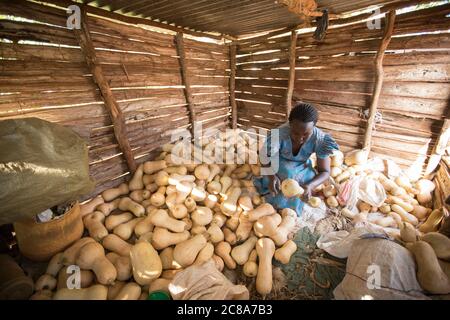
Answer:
[229,44,237,129]
[363,10,396,150]
[74,7,137,173]
[286,30,298,120]
[175,32,196,138]
[425,118,450,175]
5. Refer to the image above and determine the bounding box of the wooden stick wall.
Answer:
[0,0,231,199]
[235,3,450,176]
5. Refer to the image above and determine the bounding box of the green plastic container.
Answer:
[147,291,171,300]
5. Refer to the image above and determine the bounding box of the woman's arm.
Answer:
[303,157,331,200]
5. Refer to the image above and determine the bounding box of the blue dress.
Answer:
[253,123,339,216]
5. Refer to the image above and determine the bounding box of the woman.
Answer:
[254,102,339,216]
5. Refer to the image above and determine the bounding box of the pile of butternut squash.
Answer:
[30,129,299,300]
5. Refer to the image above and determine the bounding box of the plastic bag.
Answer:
[0,118,95,224]
[358,177,386,207]
[169,260,249,300]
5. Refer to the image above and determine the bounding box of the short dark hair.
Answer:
[289,102,319,124]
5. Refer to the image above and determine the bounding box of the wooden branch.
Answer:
[363,10,396,151]
[36,0,224,40]
[175,32,196,137]
[74,7,137,173]
[286,30,298,120]
[229,44,237,129]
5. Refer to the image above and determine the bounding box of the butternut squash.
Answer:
[149,209,187,233]
[274,240,297,264]
[207,164,221,182]
[143,174,155,186]
[184,197,197,213]
[129,190,151,203]
[96,199,120,216]
[145,183,158,193]
[421,232,450,261]
[238,195,254,212]
[143,160,167,174]
[191,225,207,235]
[323,185,337,198]
[379,204,391,214]
[148,278,171,295]
[83,211,108,241]
[308,197,321,208]
[53,285,108,300]
[341,208,357,219]
[173,234,208,267]
[212,254,224,272]
[137,232,153,244]
[223,227,237,245]
[231,236,258,265]
[419,209,444,233]
[255,238,275,295]
[159,247,182,270]
[151,227,190,250]
[415,179,435,194]
[134,215,154,237]
[46,252,64,277]
[164,166,188,175]
[253,214,282,237]
[281,179,304,198]
[57,266,94,290]
[215,241,236,270]
[207,181,222,195]
[207,224,225,244]
[190,185,207,202]
[106,252,132,281]
[114,282,141,300]
[168,174,196,186]
[129,164,144,191]
[387,195,414,212]
[61,237,96,266]
[112,217,141,241]
[391,204,418,226]
[412,205,431,220]
[271,209,297,246]
[80,196,104,217]
[345,149,368,166]
[248,203,276,221]
[150,187,166,207]
[130,242,162,285]
[204,194,219,209]
[119,197,145,217]
[30,290,53,300]
[220,187,242,216]
[417,192,433,206]
[400,222,417,243]
[194,242,215,266]
[102,184,129,202]
[191,206,213,226]
[102,234,133,257]
[407,241,450,294]
[194,164,210,180]
[326,196,339,208]
[105,212,134,231]
[220,176,233,195]
[161,269,183,280]
[335,170,351,184]
[225,211,241,231]
[107,281,126,300]
[236,212,253,242]
[243,250,258,278]
[252,194,262,206]
[212,212,227,228]
[35,274,57,291]
[330,167,343,178]
[76,242,117,285]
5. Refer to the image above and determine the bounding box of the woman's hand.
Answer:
[268,175,281,196]
[302,184,313,202]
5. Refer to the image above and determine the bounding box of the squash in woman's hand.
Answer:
[281,179,304,198]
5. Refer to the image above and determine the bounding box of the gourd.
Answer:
[145,183,158,193]
[271,209,297,246]
[344,149,368,166]
[83,211,108,241]
[341,208,357,219]
[220,186,242,216]
[419,209,444,233]
[190,185,207,202]
[243,250,258,278]
[150,187,166,207]
[159,247,180,270]
[253,214,282,237]
[252,195,262,206]
[173,234,208,268]
[143,174,155,186]
[331,150,344,167]
[168,174,196,186]
[330,167,343,178]
[30,290,53,300]
[191,225,207,235]
[161,269,183,280]
[61,237,96,265]
[406,241,450,294]
[323,185,337,197]
[194,164,210,180]
[236,212,253,242]
[207,224,225,244]
[374,216,397,228]
[96,199,121,216]
[102,184,129,202]
[150,209,187,233]
[357,201,371,213]
[194,242,215,266]
[231,236,258,265]
[421,232,450,261]
[129,190,151,203]
[400,222,417,243]
[119,197,145,217]
[113,218,143,240]
[326,196,339,208]
[154,171,170,187]
[223,228,237,245]
[137,232,153,244]
[57,267,94,290]
[53,285,108,300]
[130,241,162,285]
[212,213,227,228]
[215,241,236,270]
[415,179,435,194]
[184,197,197,213]
[223,164,237,177]
[379,204,391,214]
[412,205,431,220]
[102,234,133,257]
[387,196,414,212]
[417,192,433,206]
[75,242,117,285]
[391,204,418,226]
[148,278,171,295]
[335,171,351,184]
[134,215,154,237]
[151,227,190,250]
[207,181,222,195]
[105,212,134,231]
[395,176,417,194]
[281,179,304,198]
[191,206,213,226]
[106,252,132,281]
[114,282,141,300]
[212,254,225,272]
[129,164,144,191]
[171,204,188,219]
[225,211,240,231]
[248,203,276,221]
[207,164,221,182]
[35,274,57,291]
[204,194,219,209]
[274,240,297,264]
[143,160,167,174]
[107,281,126,300]
[388,211,403,226]
[238,195,254,211]
[308,197,321,208]
[220,176,233,195]
[164,166,188,175]
[46,253,64,277]
[80,196,104,217]
[255,238,275,295]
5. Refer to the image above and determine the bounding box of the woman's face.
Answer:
[290,120,315,145]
